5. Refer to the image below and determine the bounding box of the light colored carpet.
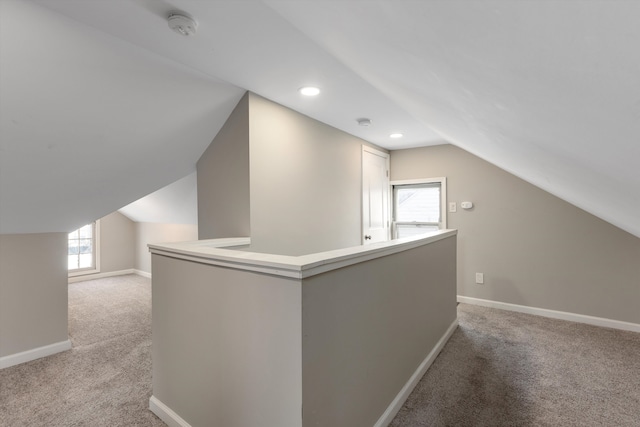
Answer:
[2,276,639,426]
[391,303,640,426]
[0,274,165,427]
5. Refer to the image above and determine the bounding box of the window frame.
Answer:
[68,220,101,277]
[390,178,447,239]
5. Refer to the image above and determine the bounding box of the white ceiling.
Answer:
[118,172,197,225]
[1,0,639,237]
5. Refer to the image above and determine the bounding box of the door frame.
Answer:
[361,145,391,244]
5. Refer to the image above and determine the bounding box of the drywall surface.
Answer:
[391,144,640,324]
[119,172,198,225]
[149,233,456,426]
[0,0,245,235]
[0,233,68,357]
[301,235,457,426]
[248,93,379,255]
[134,223,197,274]
[197,92,386,255]
[197,92,250,240]
[151,254,302,427]
[99,212,135,273]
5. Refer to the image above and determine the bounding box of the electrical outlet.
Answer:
[475,272,484,284]
[449,202,457,213]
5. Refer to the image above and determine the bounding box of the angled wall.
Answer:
[197,93,250,240]
[391,144,640,324]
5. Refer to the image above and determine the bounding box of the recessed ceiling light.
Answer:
[299,86,321,96]
[390,133,403,138]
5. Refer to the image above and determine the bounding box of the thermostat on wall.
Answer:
[461,201,473,209]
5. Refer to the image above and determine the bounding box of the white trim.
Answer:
[149,231,457,279]
[68,268,135,283]
[68,219,101,277]
[134,269,152,279]
[95,219,101,272]
[362,144,389,158]
[362,145,391,244]
[68,267,99,277]
[457,296,640,333]
[374,318,458,427]
[0,339,72,370]
[149,395,193,427]
[390,177,447,230]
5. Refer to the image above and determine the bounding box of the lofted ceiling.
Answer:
[118,172,197,225]
[1,0,639,238]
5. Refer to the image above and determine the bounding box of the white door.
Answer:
[362,146,390,244]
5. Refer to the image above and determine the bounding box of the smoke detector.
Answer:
[168,13,198,36]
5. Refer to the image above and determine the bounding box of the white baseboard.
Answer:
[150,396,192,427]
[68,268,135,283]
[149,319,459,427]
[458,296,640,333]
[134,269,152,279]
[0,339,72,370]
[374,318,459,427]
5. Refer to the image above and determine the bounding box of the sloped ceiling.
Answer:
[1,0,639,238]
[118,172,197,225]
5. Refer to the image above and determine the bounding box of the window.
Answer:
[68,221,100,276]
[392,178,446,239]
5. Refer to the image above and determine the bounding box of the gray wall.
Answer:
[0,233,68,357]
[152,254,302,427]
[197,93,250,240]
[248,93,379,255]
[197,92,385,255]
[150,235,456,427]
[134,223,198,274]
[391,144,640,324]
[99,212,135,273]
[302,236,457,426]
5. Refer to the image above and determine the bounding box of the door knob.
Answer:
[364,235,372,240]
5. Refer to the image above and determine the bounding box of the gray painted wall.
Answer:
[0,233,68,357]
[152,254,302,427]
[99,212,135,273]
[150,235,456,426]
[302,236,457,426]
[197,93,250,240]
[391,144,640,323]
[248,93,380,255]
[134,223,198,274]
[197,92,386,255]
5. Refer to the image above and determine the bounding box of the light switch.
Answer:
[449,202,457,213]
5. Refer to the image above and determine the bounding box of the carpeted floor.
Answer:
[1,275,639,426]
[391,303,640,427]
[0,274,165,427]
